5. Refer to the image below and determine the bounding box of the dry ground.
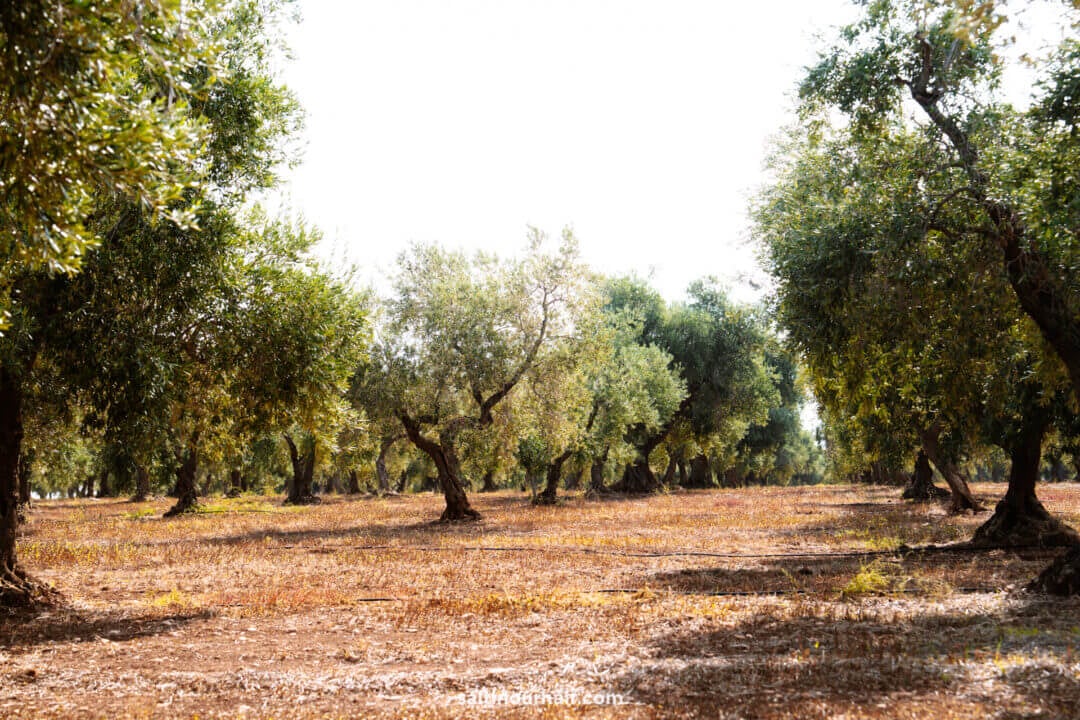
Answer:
[2,483,1080,719]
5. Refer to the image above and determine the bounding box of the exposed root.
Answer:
[163,498,201,517]
[437,506,482,523]
[533,491,559,506]
[1028,544,1080,595]
[970,496,1079,548]
[0,565,60,608]
[902,481,950,502]
[283,494,322,506]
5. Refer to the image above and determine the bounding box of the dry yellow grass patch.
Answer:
[2,484,1079,719]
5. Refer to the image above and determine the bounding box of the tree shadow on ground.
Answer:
[615,594,1080,719]
[0,606,214,649]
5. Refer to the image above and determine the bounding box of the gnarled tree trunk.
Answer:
[16,448,32,509]
[686,453,714,488]
[284,434,320,505]
[96,467,112,498]
[400,415,479,521]
[226,468,243,498]
[0,368,38,604]
[902,450,949,501]
[165,437,200,516]
[375,435,401,494]
[347,470,361,494]
[536,449,573,506]
[972,415,1078,548]
[131,464,151,502]
[612,434,664,494]
[920,426,983,513]
[587,450,610,495]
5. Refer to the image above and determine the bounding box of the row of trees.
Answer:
[355,235,820,520]
[0,0,367,603]
[0,1,820,603]
[756,0,1080,590]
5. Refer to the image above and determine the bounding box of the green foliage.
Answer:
[0,1,223,324]
[757,0,1080,475]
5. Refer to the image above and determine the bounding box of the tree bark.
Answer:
[131,464,151,502]
[226,468,243,498]
[480,471,497,492]
[0,368,37,605]
[284,434,320,505]
[16,448,32,520]
[347,469,361,494]
[920,426,983,513]
[971,415,1078,548]
[96,467,112,498]
[400,414,479,521]
[902,450,949,501]
[164,437,200,516]
[375,435,401,494]
[612,432,665,494]
[587,450,610,495]
[536,449,573,506]
[686,454,714,488]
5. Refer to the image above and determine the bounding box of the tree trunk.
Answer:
[677,459,688,487]
[400,415,479,521]
[686,454,714,488]
[613,460,660,493]
[375,435,399,494]
[131,464,151,502]
[284,434,320,505]
[536,449,573,506]
[347,470,361,494]
[226,468,243,498]
[612,434,665,494]
[661,456,677,486]
[972,417,1078,548]
[17,448,32,508]
[165,439,200,516]
[96,467,112,498]
[587,450,610,495]
[920,426,983,513]
[902,450,949,501]
[0,368,37,605]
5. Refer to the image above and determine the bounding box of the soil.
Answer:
[2,484,1080,719]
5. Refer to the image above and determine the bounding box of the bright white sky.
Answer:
[274,1,861,302]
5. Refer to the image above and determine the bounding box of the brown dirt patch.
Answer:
[2,484,1079,718]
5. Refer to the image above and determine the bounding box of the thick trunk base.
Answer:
[683,454,714,489]
[611,461,661,494]
[1028,544,1080,595]
[902,479,950,501]
[438,504,481,523]
[902,451,949,502]
[0,563,56,607]
[970,495,1079,548]
[163,495,200,517]
[284,494,322,506]
[902,481,950,501]
[534,488,559,506]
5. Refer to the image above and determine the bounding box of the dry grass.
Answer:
[1,483,1079,718]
